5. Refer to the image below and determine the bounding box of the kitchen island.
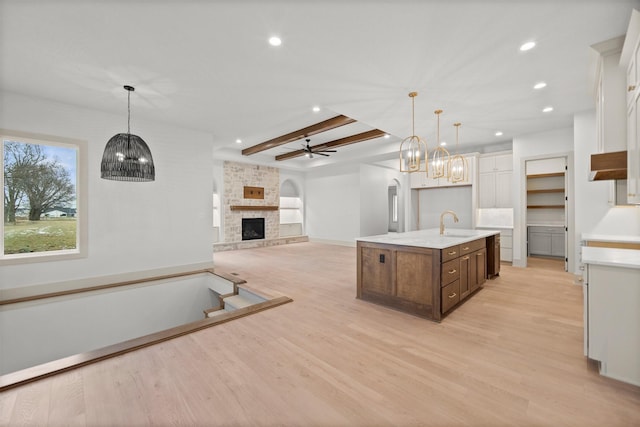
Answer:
[356,228,500,322]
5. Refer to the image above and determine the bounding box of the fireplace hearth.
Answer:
[242,218,265,241]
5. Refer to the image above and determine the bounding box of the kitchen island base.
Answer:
[357,229,499,322]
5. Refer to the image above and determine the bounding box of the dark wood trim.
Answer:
[243,186,264,199]
[0,269,219,306]
[241,115,356,156]
[275,129,386,161]
[229,205,279,211]
[0,295,293,391]
[527,188,564,194]
[586,241,640,250]
[527,172,565,178]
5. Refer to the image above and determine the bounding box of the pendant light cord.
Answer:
[127,89,131,135]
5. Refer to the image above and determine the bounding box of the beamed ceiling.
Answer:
[1,1,638,172]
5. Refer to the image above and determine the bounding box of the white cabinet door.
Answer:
[495,171,513,208]
[628,90,640,203]
[551,232,565,257]
[478,153,512,208]
[478,156,495,174]
[478,173,496,208]
[494,154,513,171]
[529,231,552,256]
[588,263,640,386]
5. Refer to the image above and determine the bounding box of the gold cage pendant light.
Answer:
[448,122,468,183]
[430,109,450,178]
[399,92,428,173]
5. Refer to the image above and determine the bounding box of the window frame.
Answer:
[1,129,88,265]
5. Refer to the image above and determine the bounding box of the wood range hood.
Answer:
[589,150,627,181]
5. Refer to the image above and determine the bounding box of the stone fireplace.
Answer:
[223,161,279,243]
[242,218,265,240]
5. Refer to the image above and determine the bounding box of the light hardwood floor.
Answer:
[1,242,639,426]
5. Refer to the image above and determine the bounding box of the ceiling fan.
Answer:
[302,138,336,158]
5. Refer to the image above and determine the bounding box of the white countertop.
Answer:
[582,246,640,269]
[356,228,499,249]
[582,233,640,244]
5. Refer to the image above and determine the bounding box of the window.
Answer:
[1,130,86,264]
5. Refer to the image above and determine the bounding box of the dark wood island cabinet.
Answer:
[356,229,500,322]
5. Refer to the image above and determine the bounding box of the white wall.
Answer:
[305,163,405,245]
[1,273,219,375]
[513,127,574,269]
[359,164,405,237]
[417,186,473,229]
[305,165,360,245]
[0,92,214,290]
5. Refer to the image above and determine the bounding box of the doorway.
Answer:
[524,156,568,272]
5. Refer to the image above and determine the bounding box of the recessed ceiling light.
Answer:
[269,36,282,46]
[495,131,503,136]
[384,134,390,139]
[312,106,320,112]
[534,82,547,89]
[235,139,242,144]
[542,106,554,113]
[440,141,447,146]
[519,41,536,51]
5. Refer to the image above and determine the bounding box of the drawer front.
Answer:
[441,280,461,313]
[460,238,485,255]
[441,258,460,286]
[442,245,460,262]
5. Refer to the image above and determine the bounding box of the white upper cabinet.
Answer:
[478,152,512,208]
[621,9,640,204]
[590,36,627,153]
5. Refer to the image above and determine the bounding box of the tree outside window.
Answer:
[3,137,78,256]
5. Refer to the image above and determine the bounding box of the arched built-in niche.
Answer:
[280,179,303,237]
[388,178,404,233]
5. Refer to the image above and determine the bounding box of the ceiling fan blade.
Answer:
[315,152,330,156]
[317,150,337,153]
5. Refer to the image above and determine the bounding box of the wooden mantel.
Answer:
[230,205,279,211]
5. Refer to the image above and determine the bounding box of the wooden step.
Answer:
[223,293,266,311]
[207,275,235,296]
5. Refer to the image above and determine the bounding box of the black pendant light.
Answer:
[101,85,155,182]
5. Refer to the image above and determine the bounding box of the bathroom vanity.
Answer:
[356,228,500,322]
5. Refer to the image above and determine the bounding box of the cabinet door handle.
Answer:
[448,269,457,274]
[462,246,470,250]
[462,256,470,260]
[629,85,636,92]
[629,193,637,197]
[477,253,483,257]
[448,292,457,299]
[448,251,457,255]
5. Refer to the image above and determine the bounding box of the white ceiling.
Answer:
[1,0,637,171]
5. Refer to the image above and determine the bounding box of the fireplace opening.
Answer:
[242,218,265,241]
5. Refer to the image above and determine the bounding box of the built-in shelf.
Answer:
[230,205,279,211]
[527,205,565,209]
[527,172,565,178]
[527,188,564,194]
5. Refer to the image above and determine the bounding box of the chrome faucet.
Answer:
[440,210,459,235]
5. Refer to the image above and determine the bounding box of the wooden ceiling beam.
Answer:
[275,129,386,161]
[241,115,356,156]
